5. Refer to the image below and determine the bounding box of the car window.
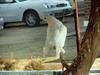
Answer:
[0,0,15,4]
[18,0,27,2]
[0,0,6,3]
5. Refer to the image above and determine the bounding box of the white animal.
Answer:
[0,18,4,30]
[42,16,67,58]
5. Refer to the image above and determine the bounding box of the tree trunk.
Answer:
[61,0,100,75]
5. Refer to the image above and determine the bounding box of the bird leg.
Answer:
[56,47,61,58]
[61,48,65,54]
[43,47,48,58]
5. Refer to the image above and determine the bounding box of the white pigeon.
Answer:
[0,18,4,30]
[42,16,67,58]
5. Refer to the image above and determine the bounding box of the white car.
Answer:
[0,0,72,27]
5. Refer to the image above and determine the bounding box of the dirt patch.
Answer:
[0,57,62,71]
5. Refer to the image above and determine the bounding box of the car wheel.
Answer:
[23,11,40,27]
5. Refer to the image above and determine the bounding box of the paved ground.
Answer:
[0,14,100,73]
[0,15,86,59]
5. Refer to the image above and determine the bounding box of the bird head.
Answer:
[41,16,55,22]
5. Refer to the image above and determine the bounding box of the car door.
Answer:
[0,0,20,22]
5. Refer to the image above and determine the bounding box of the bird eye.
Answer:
[44,17,46,19]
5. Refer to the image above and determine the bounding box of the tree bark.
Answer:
[61,0,100,75]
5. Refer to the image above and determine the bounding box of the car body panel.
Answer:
[0,2,20,22]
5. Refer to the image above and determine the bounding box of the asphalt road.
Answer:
[0,15,86,60]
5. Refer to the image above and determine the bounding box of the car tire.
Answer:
[23,11,40,27]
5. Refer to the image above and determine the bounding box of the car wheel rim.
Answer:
[26,13,36,26]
